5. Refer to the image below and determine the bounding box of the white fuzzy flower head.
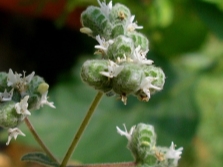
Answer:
[139,77,162,101]
[126,15,143,32]
[7,69,35,93]
[36,91,55,109]
[165,142,183,166]
[0,89,13,102]
[132,46,153,65]
[116,124,135,141]
[15,95,31,116]
[95,35,114,55]
[97,0,112,17]
[100,60,123,78]
[6,127,25,145]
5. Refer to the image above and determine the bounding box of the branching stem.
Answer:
[60,91,103,167]
[24,117,59,164]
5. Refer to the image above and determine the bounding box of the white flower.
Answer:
[7,69,35,93]
[132,46,153,65]
[0,89,13,101]
[100,60,123,78]
[95,35,114,55]
[126,15,143,32]
[36,91,55,109]
[15,95,31,116]
[6,127,25,145]
[97,0,112,17]
[116,124,135,141]
[165,142,183,166]
[140,77,162,99]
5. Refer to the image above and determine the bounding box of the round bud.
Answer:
[0,101,24,128]
[130,123,157,164]
[112,63,144,95]
[143,65,165,93]
[37,83,49,95]
[81,59,112,93]
[127,31,149,51]
[109,3,131,24]
[107,35,134,61]
[81,6,112,40]
[111,23,125,38]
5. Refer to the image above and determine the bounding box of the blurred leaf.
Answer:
[194,1,223,39]
[202,0,223,10]
[151,8,208,57]
[21,152,59,167]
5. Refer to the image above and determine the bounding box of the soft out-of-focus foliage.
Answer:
[2,0,222,166]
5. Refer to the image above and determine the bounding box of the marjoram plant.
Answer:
[0,1,183,167]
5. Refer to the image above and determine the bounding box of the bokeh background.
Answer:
[0,0,223,166]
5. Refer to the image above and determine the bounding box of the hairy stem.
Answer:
[24,117,59,164]
[67,162,136,167]
[60,91,103,167]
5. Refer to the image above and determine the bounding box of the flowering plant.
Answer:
[0,1,183,167]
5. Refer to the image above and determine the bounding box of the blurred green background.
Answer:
[0,0,223,166]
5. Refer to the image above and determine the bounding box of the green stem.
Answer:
[67,162,136,167]
[24,117,59,164]
[60,91,103,167]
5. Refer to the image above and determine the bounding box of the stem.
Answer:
[24,117,59,164]
[67,162,136,167]
[60,91,103,167]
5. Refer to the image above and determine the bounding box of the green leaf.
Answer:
[21,152,59,167]
[194,1,223,39]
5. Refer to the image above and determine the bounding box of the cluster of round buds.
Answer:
[0,69,55,145]
[80,0,165,105]
[117,123,183,167]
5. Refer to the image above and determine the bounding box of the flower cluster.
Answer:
[117,123,183,167]
[80,0,165,104]
[0,69,55,145]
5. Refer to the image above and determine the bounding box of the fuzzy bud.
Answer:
[81,6,112,40]
[81,59,112,93]
[0,101,24,128]
[107,35,134,61]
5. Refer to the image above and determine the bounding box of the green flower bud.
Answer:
[130,123,156,164]
[0,101,24,128]
[111,23,125,38]
[107,35,134,61]
[112,63,144,104]
[37,83,49,95]
[109,3,131,24]
[81,59,112,93]
[143,65,165,93]
[81,6,112,40]
[127,31,149,51]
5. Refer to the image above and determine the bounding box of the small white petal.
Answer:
[0,89,14,101]
[165,142,183,166]
[6,128,25,145]
[100,60,123,78]
[15,95,31,116]
[116,124,135,141]
[37,91,55,109]
[126,15,143,32]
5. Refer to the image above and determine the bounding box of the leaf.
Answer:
[21,152,59,167]
[194,1,223,39]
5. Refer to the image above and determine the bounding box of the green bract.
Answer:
[0,101,23,128]
[81,59,112,93]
